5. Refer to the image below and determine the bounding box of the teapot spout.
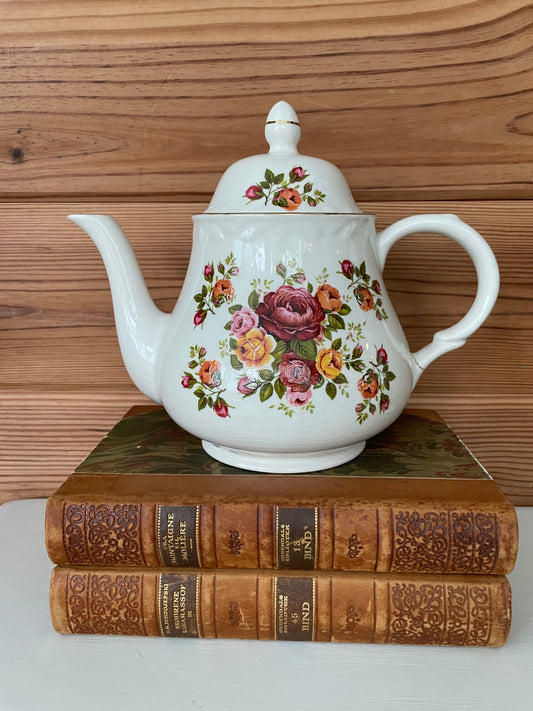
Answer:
[69,214,170,404]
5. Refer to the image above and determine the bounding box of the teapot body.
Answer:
[157,214,414,471]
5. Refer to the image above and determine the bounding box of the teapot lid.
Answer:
[205,101,361,214]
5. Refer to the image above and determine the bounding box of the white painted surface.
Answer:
[0,498,532,711]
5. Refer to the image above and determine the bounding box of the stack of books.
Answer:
[46,406,517,646]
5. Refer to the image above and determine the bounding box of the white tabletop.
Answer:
[0,498,532,711]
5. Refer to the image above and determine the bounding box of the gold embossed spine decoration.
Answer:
[49,568,512,646]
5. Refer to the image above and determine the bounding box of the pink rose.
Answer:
[355,403,365,413]
[285,387,313,407]
[230,305,259,337]
[278,351,320,393]
[341,260,354,278]
[193,310,206,326]
[214,401,229,418]
[256,285,325,342]
[372,279,381,294]
[181,374,194,388]
[245,185,263,200]
[380,395,390,412]
[376,348,388,365]
[290,166,306,181]
[199,347,207,357]
[237,376,259,395]
[204,264,214,281]
[352,344,364,359]
[292,272,306,284]
[307,197,317,207]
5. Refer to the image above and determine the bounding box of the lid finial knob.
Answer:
[265,101,301,156]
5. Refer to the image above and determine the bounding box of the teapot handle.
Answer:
[375,214,499,387]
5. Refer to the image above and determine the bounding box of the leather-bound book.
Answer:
[45,407,518,575]
[49,566,512,646]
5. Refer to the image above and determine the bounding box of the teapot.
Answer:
[69,101,499,473]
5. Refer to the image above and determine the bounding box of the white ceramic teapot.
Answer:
[69,101,499,473]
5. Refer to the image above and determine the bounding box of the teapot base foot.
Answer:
[201,440,366,474]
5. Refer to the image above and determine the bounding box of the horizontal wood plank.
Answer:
[0,1,532,199]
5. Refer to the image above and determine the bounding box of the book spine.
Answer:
[49,567,512,647]
[46,497,518,574]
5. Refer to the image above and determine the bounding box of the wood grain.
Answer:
[1,200,531,505]
[0,1,532,200]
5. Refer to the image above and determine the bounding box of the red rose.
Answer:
[256,285,325,342]
[341,260,354,278]
[376,348,388,365]
[245,185,263,200]
[290,166,306,180]
[380,395,390,412]
[193,310,206,326]
[181,374,194,388]
[203,264,214,281]
[214,401,229,418]
[278,351,320,392]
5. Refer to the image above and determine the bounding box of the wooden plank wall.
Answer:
[1,2,532,504]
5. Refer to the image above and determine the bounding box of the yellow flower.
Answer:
[316,348,343,379]
[235,327,275,369]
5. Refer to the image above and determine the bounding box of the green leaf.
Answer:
[360,261,366,276]
[193,388,203,398]
[339,303,351,316]
[198,397,207,411]
[323,327,333,341]
[228,303,243,314]
[274,173,284,184]
[307,282,314,294]
[194,293,203,303]
[260,181,270,189]
[248,290,260,310]
[224,321,232,330]
[274,378,287,399]
[292,339,317,361]
[328,313,345,330]
[387,372,396,381]
[277,197,288,208]
[333,373,348,385]
[331,338,342,352]
[271,340,288,365]
[201,284,208,297]
[369,402,376,415]
[265,168,275,183]
[229,337,238,350]
[230,354,243,370]
[259,382,274,402]
[325,382,337,400]
[259,369,274,381]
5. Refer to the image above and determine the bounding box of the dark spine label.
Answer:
[158,573,200,637]
[275,506,318,569]
[156,505,200,567]
[274,576,315,641]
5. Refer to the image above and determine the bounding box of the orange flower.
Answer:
[316,348,343,379]
[315,284,343,312]
[235,327,276,369]
[199,360,222,387]
[276,188,302,211]
[358,375,379,399]
[356,287,374,312]
[212,279,234,304]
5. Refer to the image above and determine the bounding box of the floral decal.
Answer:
[183,256,396,419]
[339,260,388,321]
[244,167,326,211]
[193,253,239,327]
[181,346,232,417]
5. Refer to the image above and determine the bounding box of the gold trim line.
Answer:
[265,120,300,126]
